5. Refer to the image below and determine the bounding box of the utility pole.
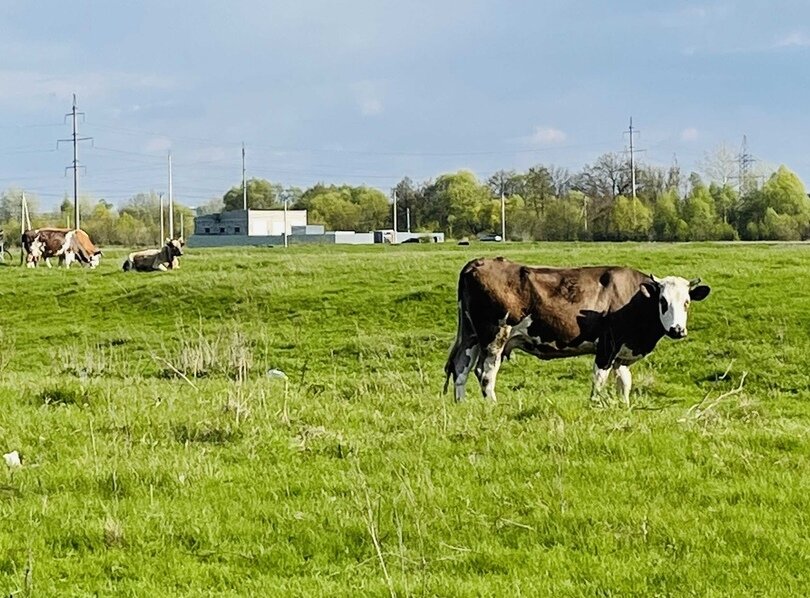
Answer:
[392,189,398,243]
[21,192,31,231]
[500,188,506,241]
[498,171,507,242]
[57,94,92,230]
[406,208,411,233]
[624,117,640,199]
[181,212,185,240]
[242,142,247,210]
[20,192,32,265]
[168,151,174,239]
[283,197,288,248]
[159,193,165,242]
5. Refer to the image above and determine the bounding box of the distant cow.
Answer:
[22,228,102,268]
[444,257,711,405]
[122,238,184,272]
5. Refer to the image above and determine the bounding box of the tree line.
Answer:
[0,193,195,248]
[216,154,810,241]
[2,150,808,246]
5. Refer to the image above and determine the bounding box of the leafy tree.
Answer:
[120,192,161,229]
[523,165,556,218]
[761,207,801,240]
[309,190,361,230]
[575,153,631,200]
[393,177,422,231]
[277,186,303,207]
[609,195,652,241]
[353,187,390,231]
[116,212,150,246]
[736,166,810,239]
[424,171,492,237]
[0,188,39,223]
[486,170,524,198]
[652,189,686,241]
[709,183,738,224]
[196,197,225,216]
[681,183,718,240]
[223,178,279,211]
[82,201,119,245]
[543,195,586,240]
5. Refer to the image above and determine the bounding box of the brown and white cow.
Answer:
[21,228,102,268]
[444,257,711,405]
[122,238,184,272]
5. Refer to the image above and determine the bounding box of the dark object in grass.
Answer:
[37,385,88,406]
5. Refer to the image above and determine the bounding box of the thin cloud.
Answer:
[527,126,567,145]
[144,137,172,153]
[656,4,729,28]
[774,32,810,48]
[681,127,699,141]
[353,81,384,117]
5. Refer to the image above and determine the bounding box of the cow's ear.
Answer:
[640,281,658,298]
[690,285,711,301]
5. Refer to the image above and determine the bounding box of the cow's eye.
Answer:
[659,297,668,313]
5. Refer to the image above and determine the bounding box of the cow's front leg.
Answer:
[614,364,632,407]
[45,257,53,268]
[480,322,511,402]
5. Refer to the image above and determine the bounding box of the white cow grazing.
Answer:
[122,238,184,272]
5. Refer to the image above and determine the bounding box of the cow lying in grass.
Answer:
[445,257,711,405]
[122,238,184,272]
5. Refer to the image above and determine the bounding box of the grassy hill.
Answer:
[0,242,807,596]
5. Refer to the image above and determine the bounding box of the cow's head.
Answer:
[89,250,102,269]
[166,238,184,258]
[641,275,711,339]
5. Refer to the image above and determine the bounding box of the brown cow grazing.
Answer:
[122,238,184,272]
[22,228,102,268]
[444,257,711,405]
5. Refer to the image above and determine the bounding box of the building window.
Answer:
[234,227,240,233]
[204,227,210,234]
[220,227,225,233]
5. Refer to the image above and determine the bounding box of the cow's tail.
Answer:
[443,302,463,394]
[443,266,474,394]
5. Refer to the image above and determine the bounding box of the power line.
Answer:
[84,120,616,158]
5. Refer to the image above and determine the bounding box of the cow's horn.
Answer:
[689,277,701,288]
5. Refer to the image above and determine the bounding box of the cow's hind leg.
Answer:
[614,364,632,407]
[449,341,479,402]
[590,361,612,406]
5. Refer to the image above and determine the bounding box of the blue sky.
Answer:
[1,0,809,209]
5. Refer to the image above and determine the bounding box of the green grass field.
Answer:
[0,242,807,596]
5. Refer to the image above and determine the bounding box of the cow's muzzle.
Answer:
[668,326,687,339]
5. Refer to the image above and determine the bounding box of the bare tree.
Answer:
[697,144,737,186]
